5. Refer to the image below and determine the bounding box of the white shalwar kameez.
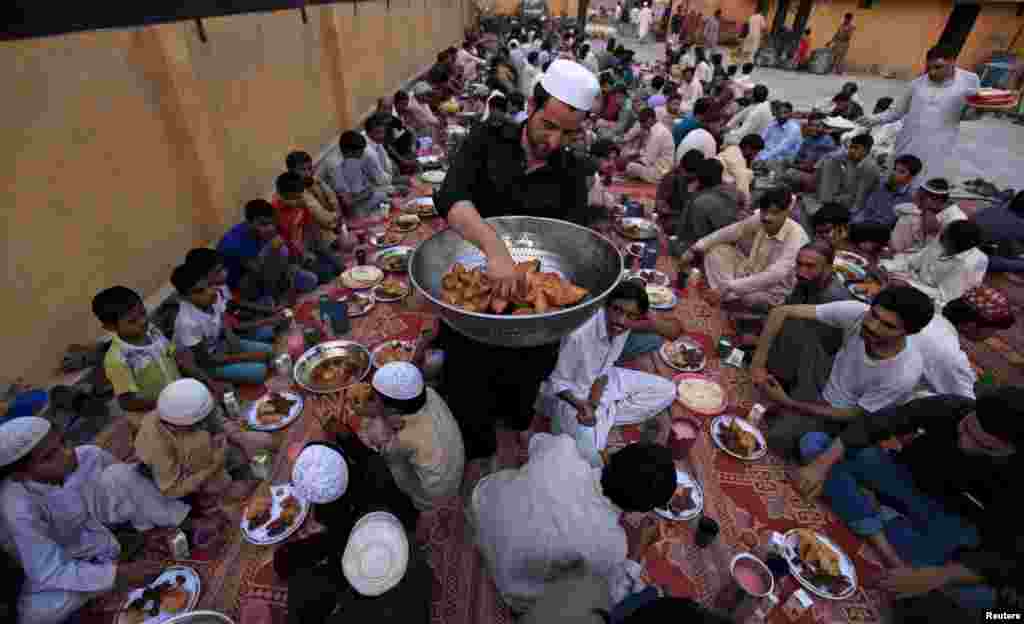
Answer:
[0,446,190,624]
[637,7,653,40]
[869,68,979,180]
[536,308,676,467]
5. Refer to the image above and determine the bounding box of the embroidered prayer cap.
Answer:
[292,443,349,504]
[372,362,424,401]
[343,511,409,596]
[157,379,214,426]
[963,286,1015,329]
[0,417,51,468]
[540,59,601,112]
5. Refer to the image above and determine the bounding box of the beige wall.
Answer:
[0,0,468,385]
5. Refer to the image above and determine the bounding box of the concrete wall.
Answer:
[0,0,469,385]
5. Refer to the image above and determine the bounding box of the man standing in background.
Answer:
[743,7,767,63]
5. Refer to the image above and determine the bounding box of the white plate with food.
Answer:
[645,285,677,310]
[659,337,706,372]
[403,197,436,217]
[244,391,303,432]
[345,292,376,317]
[617,217,659,240]
[371,340,417,368]
[371,230,406,248]
[373,246,413,274]
[654,468,704,522]
[783,529,858,600]
[373,278,410,303]
[836,250,869,269]
[392,214,421,232]
[674,374,727,416]
[241,484,310,546]
[420,170,446,185]
[710,415,767,461]
[341,265,384,290]
[118,566,201,624]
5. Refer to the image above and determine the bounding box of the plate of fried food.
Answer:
[374,247,412,274]
[848,278,883,302]
[403,197,437,217]
[440,259,589,315]
[245,391,303,432]
[371,340,417,368]
[373,278,410,303]
[616,217,658,240]
[118,566,200,624]
[420,170,446,185]
[660,337,705,372]
[622,269,670,287]
[295,341,372,394]
[393,214,421,233]
[674,374,727,416]
[654,468,704,521]
[833,253,868,284]
[371,230,406,248]
[345,292,375,317]
[710,415,767,461]
[783,529,858,600]
[241,484,309,546]
[341,265,385,290]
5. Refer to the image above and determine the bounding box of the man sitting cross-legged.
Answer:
[793,389,1022,620]
[750,285,934,459]
[537,281,680,467]
[681,187,809,312]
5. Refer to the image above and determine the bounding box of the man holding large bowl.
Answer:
[434,59,601,464]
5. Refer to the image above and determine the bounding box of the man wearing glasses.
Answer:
[860,45,980,182]
[536,281,682,467]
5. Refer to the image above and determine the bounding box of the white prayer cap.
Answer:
[372,362,424,401]
[509,39,520,48]
[157,379,214,426]
[292,443,349,504]
[0,416,51,468]
[540,59,601,112]
[411,82,433,96]
[343,511,409,596]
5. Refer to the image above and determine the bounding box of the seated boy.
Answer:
[286,150,341,247]
[850,154,921,228]
[810,202,851,245]
[328,131,390,220]
[537,282,679,467]
[794,390,1022,620]
[185,247,286,342]
[171,261,274,387]
[274,172,343,284]
[681,188,809,312]
[135,379,268,511]
[94,286,185,424]
[750,286,934,458]
[218,199,318,301]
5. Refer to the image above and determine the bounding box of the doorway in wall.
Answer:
[937,3,981,57]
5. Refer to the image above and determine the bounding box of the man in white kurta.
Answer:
[637,4,654,41]
[0,418,191,624]
[537,290,677,468]
[881,221,988,309]
[742,11,767,62]
[863,46,979,180]
[470,434,676,613]
[625,109,677,184]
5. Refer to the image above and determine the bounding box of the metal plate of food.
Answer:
[244,391,304,432]
[293,340,371,394]
[118,566,201,624]
[783,529,858,600]
[653,468,704,522]
[373,246,413,274]
[616,217,658,240]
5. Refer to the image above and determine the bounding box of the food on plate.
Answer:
[378,253,408,273]
[245,496,273,528]
[347,293,373,316]
[123,575,192,623]
[378,230,405,246]
[159,586,190,614]
[668,342,704,369]
[621,222,650,238]
[719,418,761,457]
[256,393,296,425]
[346,382,373,407]
[345,266,382,288]
[852,278,882,299]
[440,260,589,315]
[833,263,864,282]
[677,378,723,411]
[375,341,415,366]
[795,530,852,594]
[280,495,301,522]
[310,354,365,389]
[668,485,697,515]
[378,278,409,298]
[646,287,673,307]
[266,515,292,537]
[395,214,419,230]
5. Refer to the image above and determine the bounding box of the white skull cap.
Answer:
[157,379,214,426]
[0,417,51,468]
[540,60,601,112]
[412,82,433,96]
[292,444,349,504]
[372,362,424,401]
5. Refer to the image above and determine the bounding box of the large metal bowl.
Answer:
[293,340,371,394]
[409,216,624,348]
[162,611,235,624]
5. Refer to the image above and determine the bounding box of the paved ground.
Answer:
[625,38,1024,192]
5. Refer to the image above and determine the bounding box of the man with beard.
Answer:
[750,285,934,458]
[434,60,601,467]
